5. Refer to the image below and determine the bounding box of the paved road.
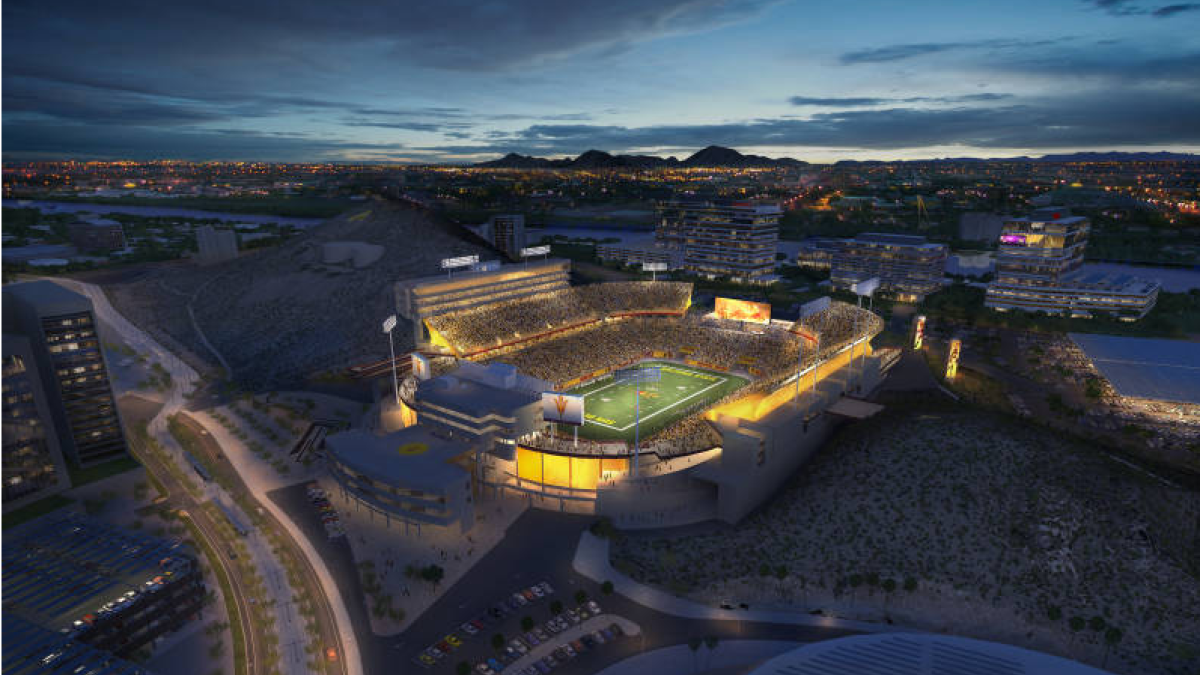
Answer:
[175,413,349,675]
[272,496,862,675]
[120,397,262,675]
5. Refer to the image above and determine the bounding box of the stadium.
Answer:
[328,258,889,531]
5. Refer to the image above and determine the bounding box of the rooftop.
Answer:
[416,370,541,420]
[853,233,946,249]
[2,280,91,316]
[325,425,471,492]
[2,512,194,631]
[3,614,155,675]
[1069,332,1200,404]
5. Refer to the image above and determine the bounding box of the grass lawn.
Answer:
[567,360,747,442]
[2,494,74,530]
[67,455,142,487]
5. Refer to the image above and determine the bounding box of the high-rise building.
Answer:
[2,334,70,511]
[3,281,127,467]
[985,208,1160,319]
[659,200,781,283]
[195,225,238,265]
[830,233,948,302]
[487,215,527,258]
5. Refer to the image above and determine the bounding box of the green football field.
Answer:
[567,360,748,442]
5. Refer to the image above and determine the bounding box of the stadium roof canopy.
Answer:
[748,634,1115,675]
[1069,333,1200,404]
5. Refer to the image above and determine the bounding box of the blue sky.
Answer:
[3,0,1198,162]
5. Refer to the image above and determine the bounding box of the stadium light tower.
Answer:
[382,314,400,406]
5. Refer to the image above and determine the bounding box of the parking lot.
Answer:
[411,579,631,674]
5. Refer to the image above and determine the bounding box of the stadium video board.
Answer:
[999,234,1027,246]
[715,297,771,325]
[411,353,432,380]
[542,392,585,426]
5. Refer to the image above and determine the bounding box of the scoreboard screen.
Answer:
[715,297,771,325]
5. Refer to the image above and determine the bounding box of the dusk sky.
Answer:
[3,0,1199,163]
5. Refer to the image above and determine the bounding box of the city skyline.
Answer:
[3,0,1199,163]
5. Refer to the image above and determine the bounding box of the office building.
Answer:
[3,512,205,658]
[3,281,127,467]
[596,239,682,269]
[985,208,1160,319]
[395,258,571,346]
[830,233,948,302]
[659,200,781,283]
[795,237,839,270]
[195,225,238,265]
[68,220,126,252]
[486,214,527,259]
[2,334,70,511]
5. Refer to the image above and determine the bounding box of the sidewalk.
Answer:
[572,531,912,634]
[192,411,364,675]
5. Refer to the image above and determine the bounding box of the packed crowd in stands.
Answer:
[425,281,692,355]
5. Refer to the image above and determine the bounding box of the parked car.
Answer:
[586,600,601,615]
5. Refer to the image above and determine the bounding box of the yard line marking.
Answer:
[615,375,728,431]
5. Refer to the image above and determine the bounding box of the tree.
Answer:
[521,616,534,632]
[688,637,702,673]
[1089,616,1106,632]
[704,636,719,669]
[456,662,470,675]
[881,578,897,610]
[550,600,563,615]
[773,565,788,598]
[601,580,614,595]
[1047,606,1062,621]
[758,563,771,579]
[1103,627,1122,668]
[903,577,918,593]
[1068,616,1086,651]
[491,633,505,651]
[848,573,863,604]
[420,564,445,591]
[575,589,588,606]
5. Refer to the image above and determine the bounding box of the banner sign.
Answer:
[520,245,551,257]
[913,315,926,350]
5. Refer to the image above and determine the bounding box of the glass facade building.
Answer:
[3,281,127,468]
[658,200,781,283]
[829,233,948,302]
[985,208,1160,319]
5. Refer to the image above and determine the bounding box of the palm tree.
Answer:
[881,578,897,611]
[773,565,788,599]
[704,636,719,670]
[1068,616,1085,652]
[688,637,702,673]
[1103,627,1122,668]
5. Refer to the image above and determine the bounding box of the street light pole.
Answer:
[382,315,400,407]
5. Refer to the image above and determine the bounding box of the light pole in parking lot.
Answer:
[383,314,400,406]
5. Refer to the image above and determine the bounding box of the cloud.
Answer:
[1,121,407,161]
[839,39,1059,64]
[789,93,1011,107]
[1152,3,1200,15]
[427,89,1200,156]
[1085,0,1200,15]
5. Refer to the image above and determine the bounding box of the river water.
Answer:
[4,199,326,229]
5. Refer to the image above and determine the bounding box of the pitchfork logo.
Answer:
[554,395,569,417]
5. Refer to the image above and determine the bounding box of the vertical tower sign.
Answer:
[913,315,926,350]
[945,338,961,380]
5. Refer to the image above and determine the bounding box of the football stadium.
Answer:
[328,258,889,532]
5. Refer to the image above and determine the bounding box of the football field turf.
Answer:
[567,360,748,442]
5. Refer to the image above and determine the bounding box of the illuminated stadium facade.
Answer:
[331,261,888,531]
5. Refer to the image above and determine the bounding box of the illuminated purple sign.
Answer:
[1000,234,1027,246]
